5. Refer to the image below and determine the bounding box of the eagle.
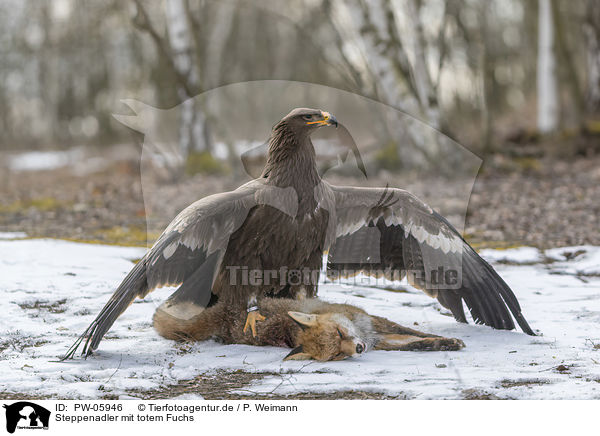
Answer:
[63,108,534,359]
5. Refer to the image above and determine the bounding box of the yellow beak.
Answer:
[306,111,338,127]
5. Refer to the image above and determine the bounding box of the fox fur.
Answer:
[153,298,465,361]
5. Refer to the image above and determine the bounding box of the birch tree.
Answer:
[203,1,235,90]
[537,0,559,133]
[329,0,450,167]
[166,0,212,156]
[133,0,212,163]
[584,0,600,113]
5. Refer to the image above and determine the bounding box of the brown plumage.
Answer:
[62,107,534,360]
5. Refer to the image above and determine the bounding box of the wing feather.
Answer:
[327,185,535,335]
[61,180,286,359]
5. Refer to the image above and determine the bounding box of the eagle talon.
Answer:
[243,311,266,337]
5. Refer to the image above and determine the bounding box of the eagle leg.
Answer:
[243,311,266,337]
[243,295,265,337]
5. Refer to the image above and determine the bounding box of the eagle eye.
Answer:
[302,114,313,121]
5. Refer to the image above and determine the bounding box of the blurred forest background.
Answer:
[0,0,599,248]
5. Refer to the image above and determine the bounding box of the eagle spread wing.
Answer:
[327,185,535,335]
[62,179,298,358]
[63,108,534,360]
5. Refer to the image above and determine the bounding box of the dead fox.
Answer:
[153,298,465,361]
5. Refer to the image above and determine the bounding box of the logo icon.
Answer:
[3,402,50,433]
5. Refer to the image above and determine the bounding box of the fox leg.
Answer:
[374,334,464,351]
[371,315,440,338]
[371,315,465,351]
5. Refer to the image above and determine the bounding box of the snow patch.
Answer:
[479,246,542,264]
[9,150,75,171]
[0,232,27,240]
[7,148,110,175]
[1,239,600,399]
[544,246,600,276]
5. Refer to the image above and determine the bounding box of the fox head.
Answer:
[284,311,370,361]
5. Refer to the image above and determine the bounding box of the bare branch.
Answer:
[131,0,193,96]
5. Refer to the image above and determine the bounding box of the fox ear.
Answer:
[283,345,313,361]
[288,311,318,328]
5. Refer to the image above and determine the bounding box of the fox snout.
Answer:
[340,337,366,356]
[284,311,370,361]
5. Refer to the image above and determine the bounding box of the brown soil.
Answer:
[1,146,598,249]
[125,370,404,400]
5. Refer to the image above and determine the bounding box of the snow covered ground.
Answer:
[1,234,600,399]
[7,150,81,172]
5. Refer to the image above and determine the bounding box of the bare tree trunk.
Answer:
[585,0,600,113]
[537,0,559,133]
[551,0,584,125]
[342,0,415,111]
[479,1,494,154]
[204,2,235,90]
[165,0,211,155]
[331,0,447,167]
[403,0,441,128]
[165,0,198,89]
